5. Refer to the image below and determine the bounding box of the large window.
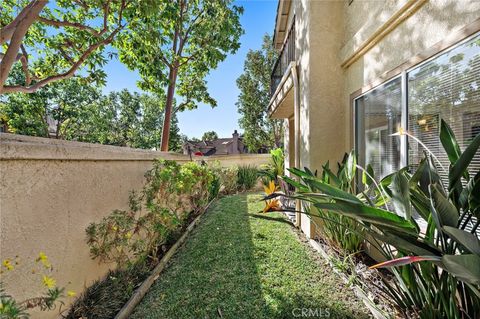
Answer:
[355,33,480,183]
[355,78,402,180]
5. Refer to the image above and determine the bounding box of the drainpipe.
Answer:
[289,62,301,228]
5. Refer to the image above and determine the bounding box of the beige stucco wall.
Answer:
[0,133,269,318]
[278,0,479,240]
[342,0,480,149]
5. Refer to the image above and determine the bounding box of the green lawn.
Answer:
[131,193,371,319]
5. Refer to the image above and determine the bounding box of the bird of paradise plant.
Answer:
[263,180,281,213]
[266,119,480,318]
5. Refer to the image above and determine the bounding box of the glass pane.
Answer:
[408,33,480,183]
[356,77,402,180]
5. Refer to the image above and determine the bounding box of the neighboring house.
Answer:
[268,0,480,237]
[183,130,249,156]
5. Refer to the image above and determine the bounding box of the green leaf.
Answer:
[439,119,462,165]
[302,177,362,204]
[442,254,480,285]
[429,183,458,228]
[443,226,480,255]
[390,170,412,220]
[312,200,418,235]
[375,231,441,256]
[449,132,480,190]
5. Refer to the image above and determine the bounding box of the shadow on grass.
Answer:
[248,212,295,226]
[131,193,370,319]
[131,193,269,318]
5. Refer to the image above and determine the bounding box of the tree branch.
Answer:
[0,0,47,45]
[1,0,129,94]
[37,17,100,35]
[2,24,124,94]
[0,0,47,91]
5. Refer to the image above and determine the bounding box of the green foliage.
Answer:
[64,90,182,151]
[236,34,283,152]
[201,131,218,141]
[117,0,244,149]
[208,162,239,195]
[281,120,480,318]
[0,254,72,319]
[237,165,258,191]
[86,160,215,267]
[0,81,183,151]
[1,1,156,91]
[259,148,285,186]
[0,284,28,319]
[0,73,100,138]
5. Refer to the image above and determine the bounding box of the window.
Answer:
[355,32,480,183]
[355,77,402,180]
[408,34,480,181]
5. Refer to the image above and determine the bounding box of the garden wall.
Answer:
[0,133,269,319]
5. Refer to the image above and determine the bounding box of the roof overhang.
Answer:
[273,0,292,50]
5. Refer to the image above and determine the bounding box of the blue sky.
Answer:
[102,0,278,139]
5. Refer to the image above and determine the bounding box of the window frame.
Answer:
[352,29,480,177]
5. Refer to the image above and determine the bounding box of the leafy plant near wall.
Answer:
[269,120,480,318]
[0,253,75,319]
[312,152,364,253]
[259,148,285,186]
[237,165,259,191]
[208,162,239,195]
[86,160,215,267]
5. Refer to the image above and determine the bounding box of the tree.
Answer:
[64,89,183,150]
[236,34,283,152]
[0,0,154,94]
[118,0,244,151]
[0,82,184,151]
[0,69,100,138]
[201,130,218,141]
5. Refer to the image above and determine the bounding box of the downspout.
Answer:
[290,62,301,228]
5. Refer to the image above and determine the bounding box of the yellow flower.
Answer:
[67,290,76,297]
[263,180,278,195]
[263,199,281,213]
[112,226,118,231]
[2,259,14,271]
[36,252,51,269]
[125,232,132,239]
[42,275,56,289]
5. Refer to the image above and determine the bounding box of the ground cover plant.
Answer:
[130,194,370,319]
[271,120,480,318]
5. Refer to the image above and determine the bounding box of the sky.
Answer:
[102,0,278,139]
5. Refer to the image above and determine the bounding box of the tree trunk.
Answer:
[160,65,178,151]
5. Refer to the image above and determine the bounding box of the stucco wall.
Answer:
[0,133,269,318]
[286,0,479,240]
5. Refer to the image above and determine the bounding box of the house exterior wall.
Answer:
[274,0,479,240]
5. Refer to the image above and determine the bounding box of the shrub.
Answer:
[86,160,215,267]
[208,162,238,195]
[237,165,258,191]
